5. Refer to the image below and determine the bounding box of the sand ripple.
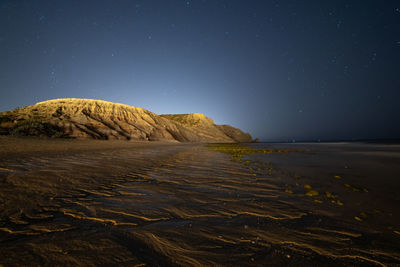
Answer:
[0,142,399,266]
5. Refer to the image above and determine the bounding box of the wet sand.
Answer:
[0,137,399,266]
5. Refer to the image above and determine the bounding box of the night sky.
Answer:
[1,1,399,141]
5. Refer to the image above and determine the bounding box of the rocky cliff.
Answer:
[160,113,252,143]
[0,98,252,143]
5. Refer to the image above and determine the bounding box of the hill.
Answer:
[0,98,252,143]
[161,113,252,143]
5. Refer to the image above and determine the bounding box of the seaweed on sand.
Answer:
[206,143,303,161]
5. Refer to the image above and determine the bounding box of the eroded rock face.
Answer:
[216,125,253,143]
[161,113,252,143]
[0,98,252,142]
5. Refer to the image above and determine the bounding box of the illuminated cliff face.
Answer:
[161,113,252,143]
[0,98,252,142]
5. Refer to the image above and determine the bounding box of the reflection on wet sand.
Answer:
[0,137,399,266]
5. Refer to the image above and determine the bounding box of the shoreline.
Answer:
[0,137,399,265]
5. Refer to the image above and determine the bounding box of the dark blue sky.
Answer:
[1,0,399,141]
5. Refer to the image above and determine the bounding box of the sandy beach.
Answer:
[0,137,399,266]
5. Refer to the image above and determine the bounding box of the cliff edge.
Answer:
[0,98,252,143]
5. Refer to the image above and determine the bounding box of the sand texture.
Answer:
[0,137,399,266]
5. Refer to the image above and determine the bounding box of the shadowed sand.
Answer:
[0,136,399,266]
